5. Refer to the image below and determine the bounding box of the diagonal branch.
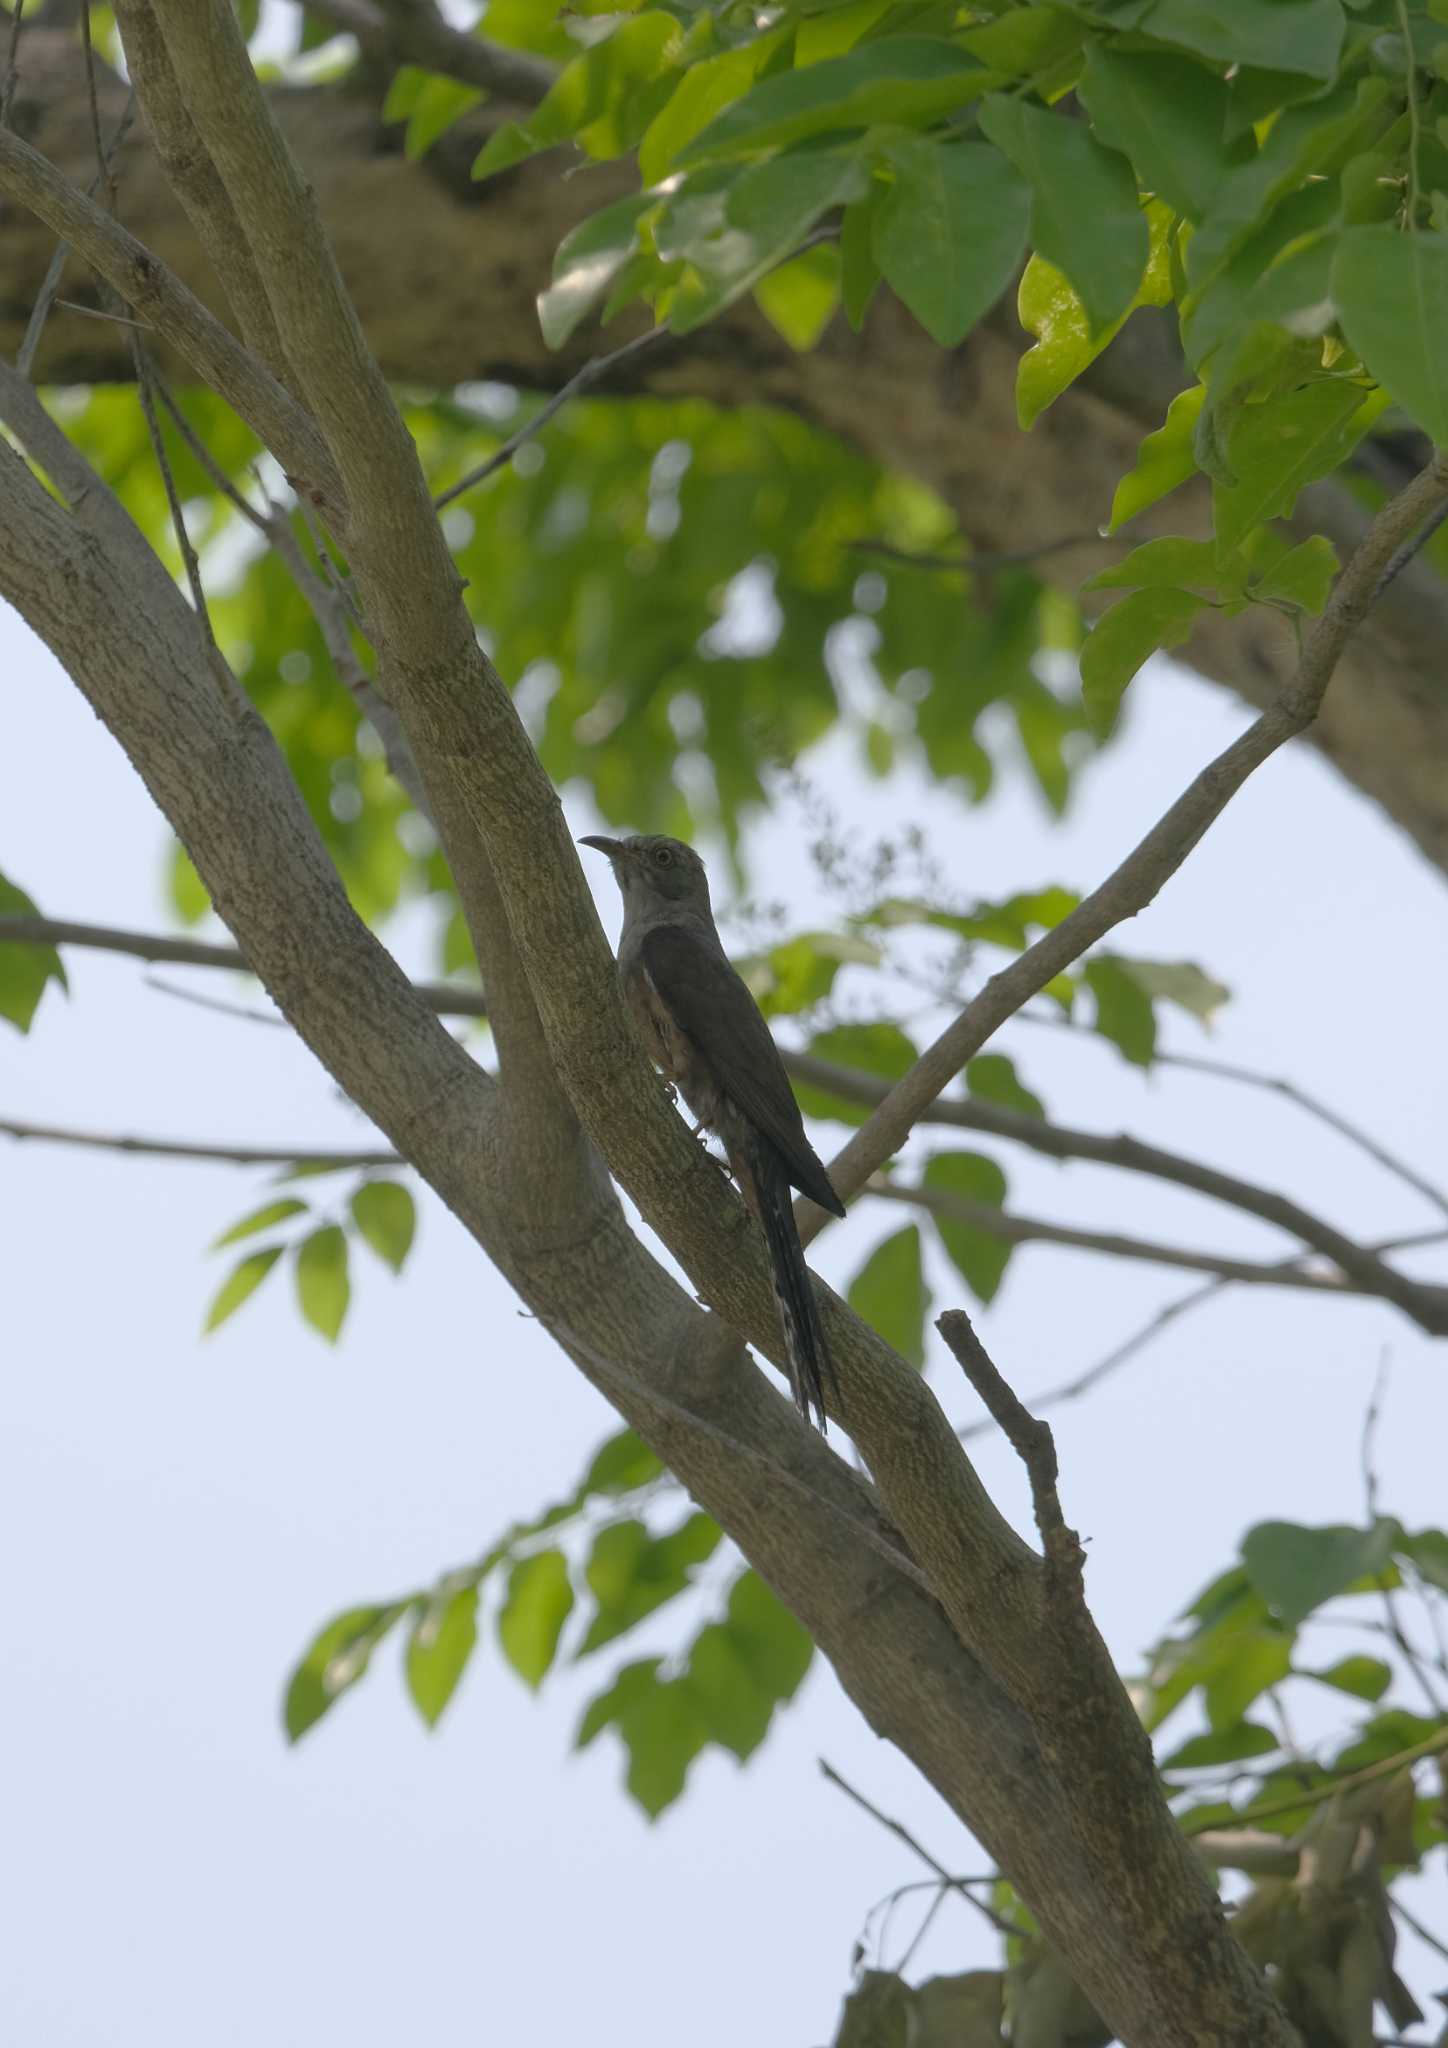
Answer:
[0,122,343,511]
[814,451,1448,1344]
[797,1051,1446,1319]
[297,0,555,107]
[865,1177,1441,1302]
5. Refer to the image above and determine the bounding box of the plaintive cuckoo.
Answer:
[581,833,846,1430]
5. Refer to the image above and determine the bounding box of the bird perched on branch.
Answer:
[581,832,846,1431]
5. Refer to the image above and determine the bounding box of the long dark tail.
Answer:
[756,1148,836,1432]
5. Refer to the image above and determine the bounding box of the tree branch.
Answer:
[795,1051,1448,1321]
[813,451,1448,1347]
[0,121,344,512]
[0,1116,398,1168]
[866,1176,1435,1302]
[297,0,556,107]
[937,1309,1082,1594]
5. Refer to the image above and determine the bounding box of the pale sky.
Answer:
[4,589,1446,2043]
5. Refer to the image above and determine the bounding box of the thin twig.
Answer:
[868,1176,1394,1297]
[816,447,1448,1344]
[433,327,667,511]
[50,296,151,329]
[792,1049,1448,1317]
[0,913,487,1016]
[1374,497,1448,598]
[1021,1017,1448,1224]
[16,89,137,377]
[819,1758,1018,1940]
[0,1116,399,1169]
[894,1882,950,1976]
[132,338,218,645]
[142,972,285,1026]
[1180,1726,1448,1832]
[937,1309,1083,1591]
[153,375,269,530]
[958,1226,1448,1444]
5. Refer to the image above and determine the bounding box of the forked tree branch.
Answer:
[812,453,1448,1332]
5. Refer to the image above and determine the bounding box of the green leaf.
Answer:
[204,1244,285,1333]
[498,1548,575,1688]
[1116,958,1230,1026]
[1253,534,1339,613]
[922,1151,1011,1304]
[294,1224,350,1343]
[683,1622,775,1760]
[1213,381,1389,553]
[406,1585,479,1728]
[577,1656,661,1748]
[965,1052,1044,1120]
[1014,197,1172,426]
[0,873,67,1033]
[977,96,1148,332]
[1403,1528,1448,1594]
[211,1198,307,1251]
[1084,956,1157,1066]
[472,13,683,178]
[1132,0,1345,81]
[874,139,1030,347]
[795,1021,917,1124]
[283,1603,406,1742]
[1079,588,1203,735]
[538,192,656,350]
[1161,1721,1280,1769]
[1303,1654,1393,1701]
[1334,226,1448,445]
[755,244,841,351]
[741,927,879,1017]
[1242,1519,1398,1628]
[1086,537,1222,595]
[670,150,861,334]
[617,1673,710,1817]
[725,1568,814,1700]
[1110,385,1206,530]
[638,39,775,185]
[349,1180,417,1274]
[579,1511,721,1652]
[848,1223,929,1366]
[574,1657,710,1817]
[581,1427,665,1497]
[680,38,988,164]
[1202,1627,1293,1730]
[1079,46,1239,223]
[402,74,484,160]
[840,190,881,328]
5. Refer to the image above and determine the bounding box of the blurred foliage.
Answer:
[52,382,1094,945]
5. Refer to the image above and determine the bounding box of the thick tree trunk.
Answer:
[6,23,1447,888]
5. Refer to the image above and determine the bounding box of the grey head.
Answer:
[579,833,714,922]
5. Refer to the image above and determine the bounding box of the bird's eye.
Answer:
[653,847,673,867]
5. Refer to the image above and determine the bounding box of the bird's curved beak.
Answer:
[579,835,626,860]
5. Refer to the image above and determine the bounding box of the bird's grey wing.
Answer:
[640,924,844,1216]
